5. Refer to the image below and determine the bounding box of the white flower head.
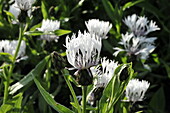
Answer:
[15,0,34,11]
[37,19,60,42]
[113,33,157,60]
[0,40,26,58]
[123,14,160,36]
[125,79,150,103]
[66,31,102,71]
[9,0,34,22]
[91,57,118,88]
[85,19,112,39]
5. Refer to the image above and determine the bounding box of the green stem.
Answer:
[82,86,87,113]
[62,69,81,113]
[3,23,28,104]
[96,100,99,113]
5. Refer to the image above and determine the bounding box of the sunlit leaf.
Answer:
[122,0,144,11]
[0,52,13,63]
[0,93,23,113]
[54,29,71,36]
[24,31,44,36]
[41,0,48,19]
[33,77,74,113]
[10,55,50,94]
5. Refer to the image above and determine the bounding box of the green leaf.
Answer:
[102,0,115,24]
[122,0,144,11]
[30,23,42,31]
[25,29,71,37]
[160,59,170,79]
[54,29,71,36]
[62,69,81,113]
[102,0,122,35]
[10,55,50,94]
[3,10,16,20]
[0,93,23,113]
[24,31,44,36]
[41,0,48,19]
[99,63,134,113]
[149,87,165,113]
[33,77,74,113]
[0,52,13,63]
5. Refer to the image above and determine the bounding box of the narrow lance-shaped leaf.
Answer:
[54,29,71,36]
[99,63,134,113]
[41,0,48,19]
[0,52,13,63]
[24,31,44,36]
[24,29,71,36]
[122,0,144,11]
[102,0,115,24]
[10,55,51,94]
[33,77,74,113]
[61,69,81,113]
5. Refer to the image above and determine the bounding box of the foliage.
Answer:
[0,0,170,113]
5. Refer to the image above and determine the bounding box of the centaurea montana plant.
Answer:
[113,14,160,63]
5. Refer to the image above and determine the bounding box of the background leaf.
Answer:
[149,87,165,113]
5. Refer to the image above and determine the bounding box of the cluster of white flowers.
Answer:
[37,19,60,42]
[125,79,150,103]
[0,40,26,58]
[113,14,160,60]
[66,31,101,72]
[113,33,157,59]
[85,19,112,39]
[65,18,152,103]
[9,0,35,20]
[91,57,118,88]
[123,14,160,36]
[65,19,112,71]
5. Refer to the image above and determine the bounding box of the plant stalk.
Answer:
[82,86,87,113]
[3,23,27,104]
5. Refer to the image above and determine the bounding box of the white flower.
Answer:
[91,57,118,88]
[125,79,150,103]
[0,40,26,58]
[9,0,34,21]
[15,0,34,11]
[113,33,157,60]
[123,14,160,36]
[65,31,102,71]
[37,19,60,42]
[85,19,112,39]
